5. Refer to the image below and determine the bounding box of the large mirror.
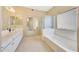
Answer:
[56,9,77,41]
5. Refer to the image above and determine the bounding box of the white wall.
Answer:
[57,9,76,31]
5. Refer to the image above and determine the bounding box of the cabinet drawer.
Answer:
[3,35,22,52]
[3,42,15,52]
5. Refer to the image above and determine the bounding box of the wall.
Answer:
[77,7,79,52]
[57,9,76,31]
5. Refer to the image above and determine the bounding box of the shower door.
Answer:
[26,17,39,36]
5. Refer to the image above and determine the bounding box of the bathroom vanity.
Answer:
[1,28,23,52]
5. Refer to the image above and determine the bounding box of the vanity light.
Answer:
[5,6,15,13]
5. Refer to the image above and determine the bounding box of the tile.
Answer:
[16,35,53,52]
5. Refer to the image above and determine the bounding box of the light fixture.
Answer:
[27,18,29,22]
[5,6,15,13]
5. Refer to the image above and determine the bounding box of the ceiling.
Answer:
[24,6,53,11]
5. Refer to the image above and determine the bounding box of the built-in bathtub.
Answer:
[42,28,77,52]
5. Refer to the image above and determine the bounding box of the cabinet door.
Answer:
[3,34,22,52]
[3,41,16,52]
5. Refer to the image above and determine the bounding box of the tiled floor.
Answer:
[16,35,53,52]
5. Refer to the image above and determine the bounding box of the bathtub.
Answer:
[42,28,77,52]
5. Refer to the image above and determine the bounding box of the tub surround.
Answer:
[42,28,77,52]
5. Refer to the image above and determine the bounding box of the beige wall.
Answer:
[76,7,79,52]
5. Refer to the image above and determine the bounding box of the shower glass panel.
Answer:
[27,17,38,31]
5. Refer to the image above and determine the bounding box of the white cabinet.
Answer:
[1,29,23,52]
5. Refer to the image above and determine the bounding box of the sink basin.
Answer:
[1,30,9,37]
